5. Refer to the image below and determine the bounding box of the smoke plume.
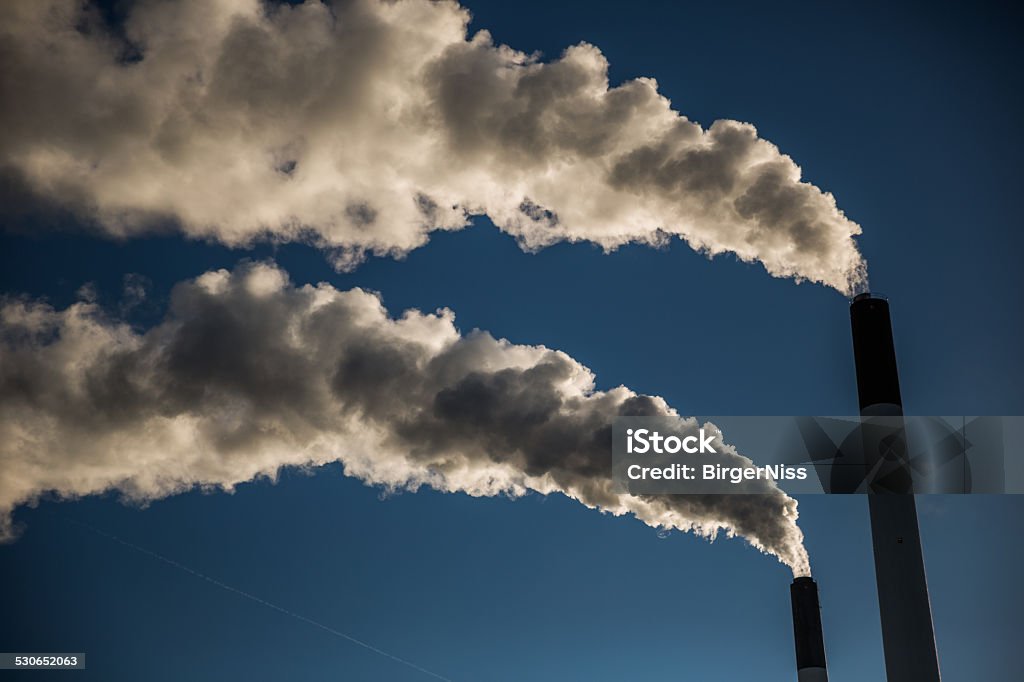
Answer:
[0,262,810,575]
[0,0,866,293]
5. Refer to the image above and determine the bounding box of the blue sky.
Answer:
[1,1,1023,680]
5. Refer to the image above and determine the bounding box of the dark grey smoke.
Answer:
[0,262,809,574]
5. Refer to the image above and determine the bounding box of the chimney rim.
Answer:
[852,291,888,303]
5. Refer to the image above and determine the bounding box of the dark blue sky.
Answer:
[2,1,1023,680]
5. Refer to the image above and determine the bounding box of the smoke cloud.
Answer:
[0,262,810,575]
[0,0,865,293]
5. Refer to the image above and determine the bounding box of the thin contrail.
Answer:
[62,516,455,682]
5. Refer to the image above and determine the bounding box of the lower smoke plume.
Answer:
[0,262,810,575]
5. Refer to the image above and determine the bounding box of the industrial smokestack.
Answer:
[849,293,941,682]
[790,577,828,682]
[850,293,902,416]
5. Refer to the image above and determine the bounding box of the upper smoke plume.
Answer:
[0,262,810,575]
[0,0,866,293]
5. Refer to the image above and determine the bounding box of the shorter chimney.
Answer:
[791,577,828,682]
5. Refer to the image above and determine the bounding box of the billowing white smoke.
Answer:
[0,263,810,575]
[0,0,866,293]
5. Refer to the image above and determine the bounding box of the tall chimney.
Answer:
[849,293,941,682]
[790,577,828,682]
